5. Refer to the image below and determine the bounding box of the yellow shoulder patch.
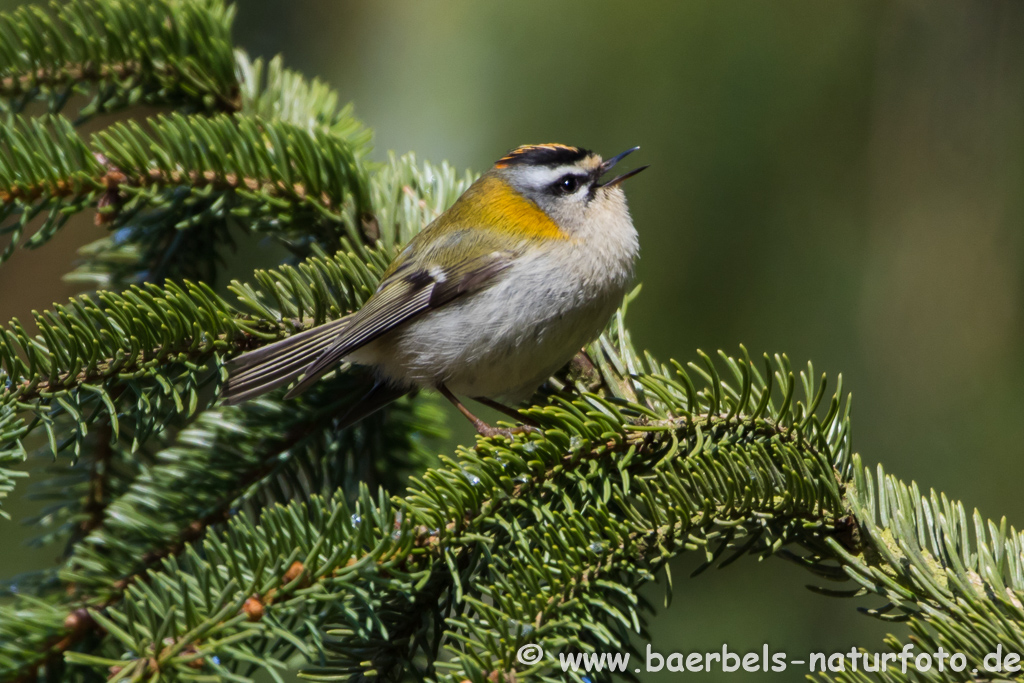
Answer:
[446,176,567,241]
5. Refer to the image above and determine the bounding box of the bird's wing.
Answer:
[224,232,513,404]
[281,241,513,398]
[222,316,352,404]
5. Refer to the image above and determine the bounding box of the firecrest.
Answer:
[223,143,647,436]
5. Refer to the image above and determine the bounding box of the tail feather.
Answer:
[228,330,337,387]
[222,318,349,405]
[222,317,412,428]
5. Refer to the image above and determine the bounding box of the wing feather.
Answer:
[282,281,435,398]
[283,251,511,399]
[223,233,515,405]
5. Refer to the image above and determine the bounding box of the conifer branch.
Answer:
[0,396,444,683]
[0,155,467,473]
[62,389,445,601]
[0,112,370,277]
[2,3,1019,681]
[0,0,239,120]
[44,326,1024,683]
[236,54,371,140]
[51,330,854,681]
[0,154,472,681]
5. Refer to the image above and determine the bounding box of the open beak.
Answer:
[597,146,648,188]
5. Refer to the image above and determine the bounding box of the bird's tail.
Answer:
[222,317,351,405]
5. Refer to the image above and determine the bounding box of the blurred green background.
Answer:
[2,0,1024,678]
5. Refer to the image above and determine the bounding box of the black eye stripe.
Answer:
[551,174,585,195]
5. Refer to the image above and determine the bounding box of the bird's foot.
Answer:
[438,384,541,439]
[474,422,540,440]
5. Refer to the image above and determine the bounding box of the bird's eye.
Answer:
[555,175,581,195]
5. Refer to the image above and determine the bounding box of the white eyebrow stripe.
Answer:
[517,164,588,188]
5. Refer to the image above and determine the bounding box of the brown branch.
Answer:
[0,61,241,113]
[1,61,140,93]
[0,167,340,215]
[78,421,113,536]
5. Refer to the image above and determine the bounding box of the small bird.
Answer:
[223,144,646,436]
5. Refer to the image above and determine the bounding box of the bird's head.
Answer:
[487,143,647,236]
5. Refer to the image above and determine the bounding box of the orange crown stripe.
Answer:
[494,143,585,168]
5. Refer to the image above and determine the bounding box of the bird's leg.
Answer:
[438,385,504,437]
[472,395,539,428]
[438,385,532,438]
